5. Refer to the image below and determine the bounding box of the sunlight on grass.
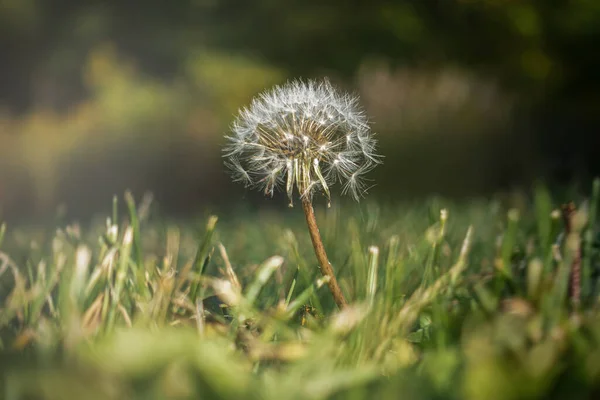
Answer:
[1,180,600,399]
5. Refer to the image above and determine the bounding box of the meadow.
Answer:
[0,180,599,400]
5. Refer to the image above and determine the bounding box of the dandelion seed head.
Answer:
[223,78,382,206]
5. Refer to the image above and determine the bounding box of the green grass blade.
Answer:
[497,209,518,292]
[245,256,284,307]
[105,227,133,333]
[583,178,600,297]
[384,235,401,309]
[0,223,6,248]
[189,216,218,301]
[284,267,299,306]
[366,246,379,307]
[534,183,553,256]
[284,276,330,320]
[124,191,143,269]
[112,194,118,226]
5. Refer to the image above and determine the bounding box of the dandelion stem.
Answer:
[301,197,348,309]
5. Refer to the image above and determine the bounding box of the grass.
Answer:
[1,181,600,399]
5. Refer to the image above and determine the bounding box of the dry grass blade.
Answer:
[82,293,105,335]
[218,243,241,292]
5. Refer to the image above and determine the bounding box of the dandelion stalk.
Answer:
[223,79,381,308]
[301,197,347,308]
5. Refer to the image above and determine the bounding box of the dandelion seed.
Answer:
[222,78,381,205]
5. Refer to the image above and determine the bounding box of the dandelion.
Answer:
[223,79,382,308]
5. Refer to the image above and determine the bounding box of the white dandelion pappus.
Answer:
[223,79,382,207]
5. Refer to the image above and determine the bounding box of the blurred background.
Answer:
[0,0,599,222]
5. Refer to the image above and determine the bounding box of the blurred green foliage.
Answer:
[0,44,285,217]
[3,0,598,108]
[0,0,599,218]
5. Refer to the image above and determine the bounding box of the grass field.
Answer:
[1,181,600,400]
